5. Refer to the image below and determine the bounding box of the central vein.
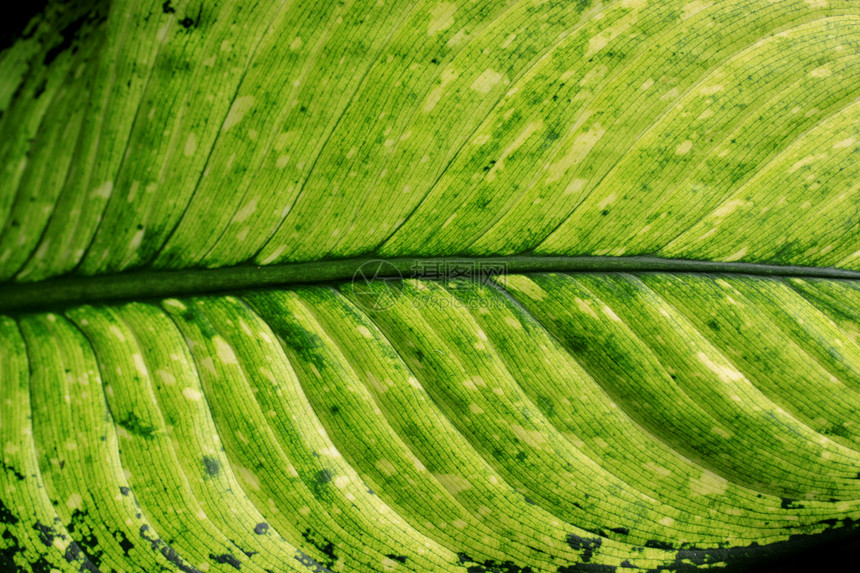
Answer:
[2,256,859,313]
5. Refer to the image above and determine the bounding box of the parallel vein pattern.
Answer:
[0,0,857,281]
[2,0,860,571]
[2,274,860,572]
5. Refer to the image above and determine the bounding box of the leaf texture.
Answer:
[2,276,860,571]
[0,0,856,278]
[1,0,859,571]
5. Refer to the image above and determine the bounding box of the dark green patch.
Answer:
[32,520,62,546]
[822,422,851,438]
[301,528,338,568]
[202,456,220,477]
[140,524,203,573]
[0,461,26,481]
[0,528,23,573]
[781,498,804,510]
[115,529,134,556]
[0,499,18,525]
[386,554,407,563]
[68,509,103,569]
[644,539,674,551]
[296,550,334,573]
[62,541,99,571]
[139,524,160,551]
[559,565,616,572]
[210,553,241,569]
[117,411,156,440]
[309,468,333,497]
[457,552,535,573]
[565,534,602,563]
[275,317,330,372]
[559,333,589,354]
[535,395,554,416]
[169,549,203,573]
[179,5,202,31]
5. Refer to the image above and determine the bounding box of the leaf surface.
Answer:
[1,0,859,571]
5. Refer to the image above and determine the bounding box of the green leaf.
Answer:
[1,1,858,572]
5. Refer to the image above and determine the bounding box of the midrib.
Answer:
[2,255,859,313]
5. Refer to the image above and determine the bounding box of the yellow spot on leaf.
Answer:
[434,473,471,495]
[644,462,671,477]
[809,64,832,78]
[691,472,728,496]
[213,336,238,364]
[697,351,745,384]
[422,67,459,113]
[65,493,83,511]
[184,132,197,157]
[234,198,258,223]
[724,247,748,262]
[546,123,605,183]
[237,465,261,491]
[833,137,855,149]
[675,140,694,155]
[682,0,713,19]
[470,69,504,94]
[376,459,396,476]
[511,423,546,448]
[222,96,255,132]
[183,387,203,401]
[428,3,456,35]
[334,475,350,488]
[503,275,548,301]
